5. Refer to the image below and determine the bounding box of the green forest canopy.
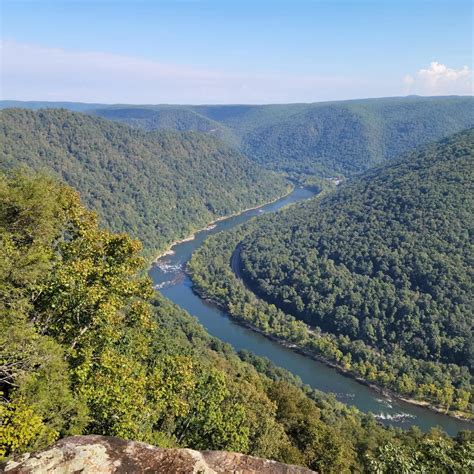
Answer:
[186,130,473,418]
[240,129,473,373]
[3,96,473,178]
[3,171,473,471]
[0,108,288,257]
[1,102,473,470]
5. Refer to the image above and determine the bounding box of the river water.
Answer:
[149,187,472,436]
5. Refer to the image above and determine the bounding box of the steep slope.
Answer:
[3,97,472,179]
[230,97,474,177]
[188,130,473,415]
[0,108,288,256]
[89,106,237,146]
[240,129,474,369]
[2,172,472,471]
[84,96,474,177]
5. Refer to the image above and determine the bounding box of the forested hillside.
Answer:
[234,97,474,177]
[3,96,472,178]
[4,172,472,471]
[188,130,474,416]
[0,108,288,256]
[90,106,237,146]
[240,129,473,370]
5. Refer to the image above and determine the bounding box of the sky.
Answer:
[1,0,472,104]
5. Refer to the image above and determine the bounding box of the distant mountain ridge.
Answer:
[3,96,473,178]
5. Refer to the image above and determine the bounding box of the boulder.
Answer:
[2,435,315,473]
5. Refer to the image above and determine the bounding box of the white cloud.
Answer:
[0,39,393,104]
[4,41,468,104]
[403,62,472,96]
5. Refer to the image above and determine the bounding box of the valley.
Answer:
[188,130,474,422]
[0,108,289,257]
[2,1,473,471]
[152,185,473,435]
[3,96,473,179]
[1,103,473,471]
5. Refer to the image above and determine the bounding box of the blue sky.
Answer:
[1,0,472,103]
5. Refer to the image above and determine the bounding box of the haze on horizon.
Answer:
[1,0,473,104]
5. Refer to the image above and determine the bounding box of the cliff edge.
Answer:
[2,435,315,473]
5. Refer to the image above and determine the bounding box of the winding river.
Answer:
[149,186,472,436]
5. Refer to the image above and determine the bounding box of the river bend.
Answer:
[149,187,473,436]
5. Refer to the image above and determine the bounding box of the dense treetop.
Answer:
[239,129,474,372]
[235,97,474,177]
[3,96,472,178]
[90,106,238,146]
[4,171,471,471]
[1,101,473,470]
[189,219,472,419]
[0,108,288,256]
[187,130,473,418]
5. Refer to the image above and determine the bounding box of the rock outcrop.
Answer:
[2,435,315,473]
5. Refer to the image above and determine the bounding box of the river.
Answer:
[149,186,473,436]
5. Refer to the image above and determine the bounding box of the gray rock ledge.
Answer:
[2,435,316,473]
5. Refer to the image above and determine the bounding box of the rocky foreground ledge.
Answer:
[2,435,315,473]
